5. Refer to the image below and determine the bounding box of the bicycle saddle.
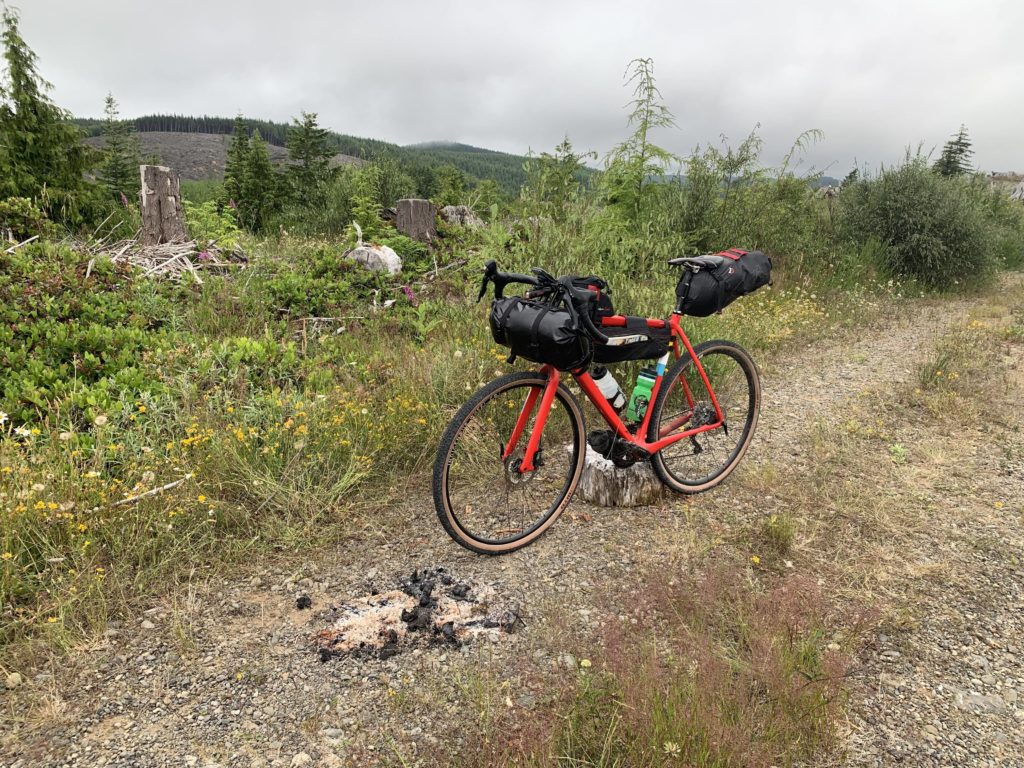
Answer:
[667,255,728,270]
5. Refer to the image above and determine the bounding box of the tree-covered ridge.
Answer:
[70,114,534,193]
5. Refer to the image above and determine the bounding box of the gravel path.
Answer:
[4,292,1020,768]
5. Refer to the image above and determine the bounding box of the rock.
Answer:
[516,693,537,709]
[439,205,484,228]
[290,753,312,767]
[954,691,1006,714]
[5,672,23,689]
[346,244,401,275]
[396,198,436,242]
[141,620,156,630]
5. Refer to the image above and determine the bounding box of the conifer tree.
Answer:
[433,165,467,207]
[0,6,97,222]
[97,93,142,202]
[286,111,333,207]
[238,129,278,231]
[933,125,974,177]
[222,115,249,206]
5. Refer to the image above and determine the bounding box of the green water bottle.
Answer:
[625,367,658,422]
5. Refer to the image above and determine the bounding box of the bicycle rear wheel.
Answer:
[648,340,760,493]
[433,371,586,555]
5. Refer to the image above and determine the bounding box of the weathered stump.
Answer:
[575,447,664,507]
[396,198,436,242]
[139,165,188,246]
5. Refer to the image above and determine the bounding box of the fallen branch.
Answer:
[4,235,39,254]
[113,474,193,507]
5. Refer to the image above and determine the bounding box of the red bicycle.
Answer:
[433,257,763,554]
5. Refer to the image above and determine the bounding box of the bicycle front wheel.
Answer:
[648,340,761,493]
[433,371,586,555]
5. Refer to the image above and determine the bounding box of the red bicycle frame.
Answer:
[508,313,726,472]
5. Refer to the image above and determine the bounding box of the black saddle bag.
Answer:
[489,296,592,370]
[677,248,772,317]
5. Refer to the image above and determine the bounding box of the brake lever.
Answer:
[477,260,498,303]
[531,266,556,284]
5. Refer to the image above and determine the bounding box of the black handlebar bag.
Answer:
[489,296,592,370]
[677,249,772,317]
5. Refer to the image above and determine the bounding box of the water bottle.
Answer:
[592,366,626,412]
[625,367,658,422]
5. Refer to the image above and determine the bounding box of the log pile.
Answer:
[79,236,246,284]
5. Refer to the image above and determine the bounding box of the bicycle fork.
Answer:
[502,365,560,473]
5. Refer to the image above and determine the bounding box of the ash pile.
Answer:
[314,567,519,661]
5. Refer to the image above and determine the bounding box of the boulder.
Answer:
[440,205,484,228]
[346,244,402,275]
[396,199,436,242]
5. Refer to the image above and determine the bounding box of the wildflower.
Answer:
[47,617,57,624]
[137,405,146,413]
[663,741,682,759]
[416,418,427,426]
[14,426,31,439]
[751,555,761,565]
[994,501,1004,509]
[94,415,108,427]
[198,495,207,503]
[1,552,12,561]
[31,483,45,492]
[59,431,73,441]
[0,411,7,425]
[580,658,592,668]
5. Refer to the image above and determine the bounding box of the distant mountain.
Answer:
[73,115,530,193]
[82,132,363,182]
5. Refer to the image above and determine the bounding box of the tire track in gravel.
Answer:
[2,294,989,768]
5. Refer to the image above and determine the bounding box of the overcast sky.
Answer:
[13,0,1024,174]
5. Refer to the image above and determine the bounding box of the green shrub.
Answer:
[839,156,996,287]
[183,200,243,250]
[0,196,59,241]
[0,242,183,424]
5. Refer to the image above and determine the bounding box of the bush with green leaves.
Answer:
[183,200,243,250]
[838,156,999,287]
[0,196,58,241]
[0,242,185,424]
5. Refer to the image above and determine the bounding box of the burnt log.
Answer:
[139,165,188,246]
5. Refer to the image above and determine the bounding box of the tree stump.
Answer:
[396,198,436,242]
[575,447,664,507]
[139,165,188,245]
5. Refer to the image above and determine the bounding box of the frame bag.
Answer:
[677,249,772,317]
[489,296,591,370]
[593,318,672,364]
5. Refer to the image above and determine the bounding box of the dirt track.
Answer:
[3,286,1022,767]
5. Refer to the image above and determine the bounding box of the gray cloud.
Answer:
[15,0,1024,173]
